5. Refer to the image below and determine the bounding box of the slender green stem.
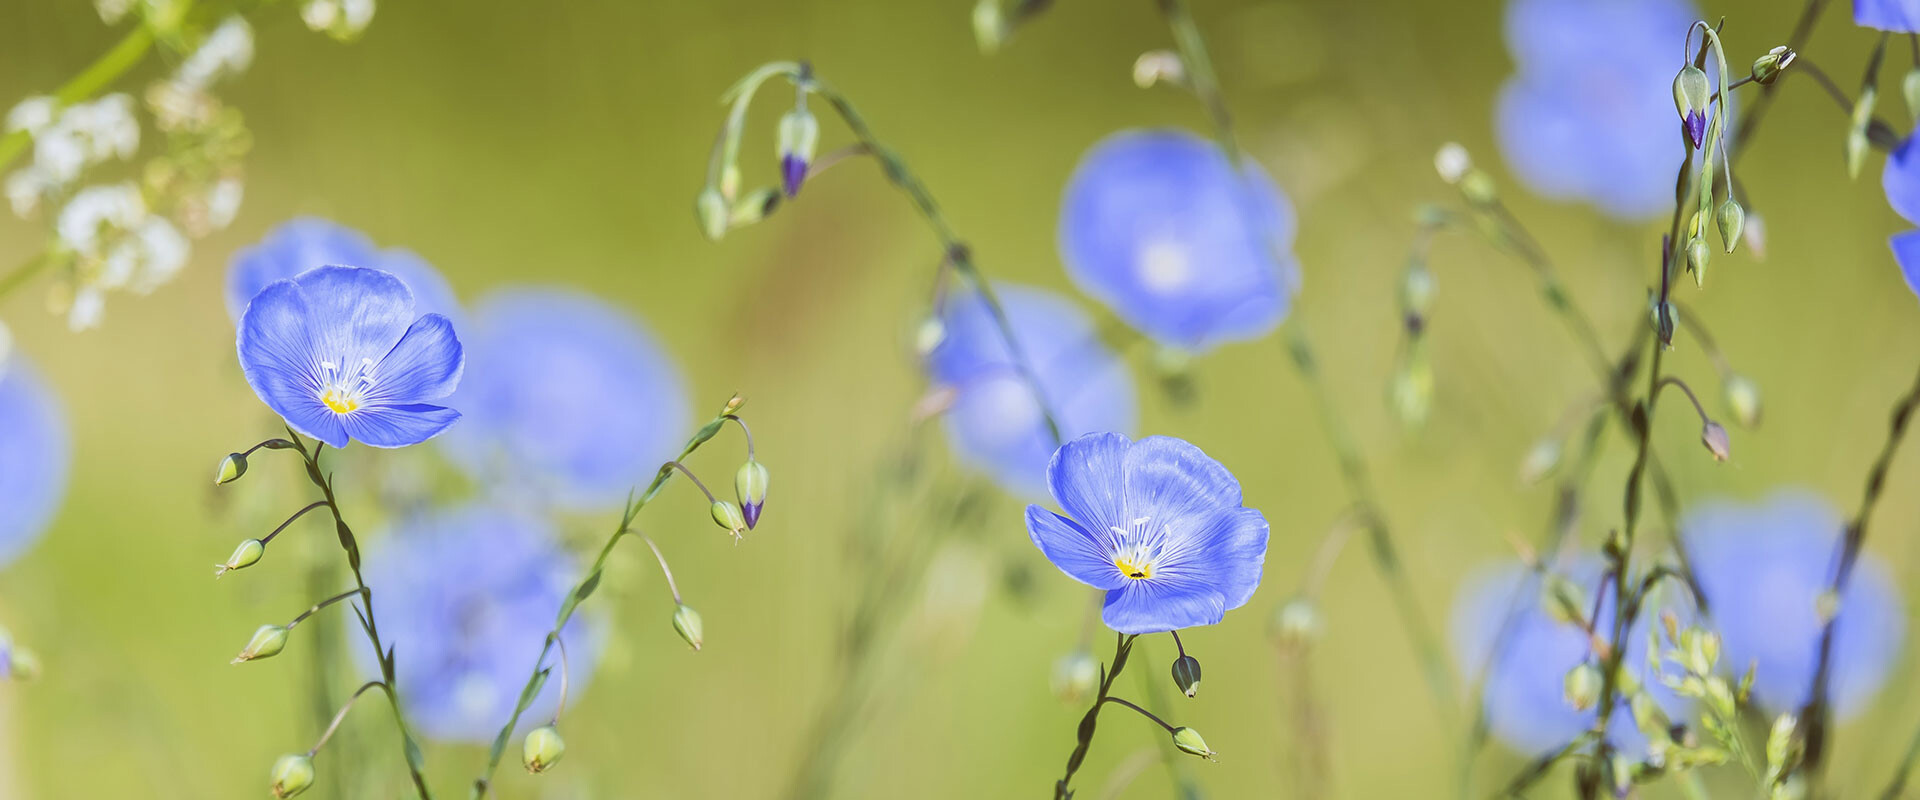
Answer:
[287,588,364,629]
[470,399,744,798]
[261,501,327,547]
[1731,0,1829,154]
[1100,695,1177,734]
[1495,733,1596,798]
[0,23,157,173]
[1054,633,1140,799]
[306,681,385,758]
[1878,710,1920,799]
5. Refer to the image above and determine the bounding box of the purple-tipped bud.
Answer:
[735,459,768,529]
[780,154,807,198]
[1673,66,1710,150]
[1683,110,1706,150]
[775,108,819,198]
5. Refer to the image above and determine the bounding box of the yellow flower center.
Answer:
[321,389,359,414]
[317,357,376,416]
[1115,553,1154,580]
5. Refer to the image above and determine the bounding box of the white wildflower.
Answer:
[1435,142,1472,185]
[94,0,133,23]
[67,285,105,331]
[125,215,189,292]
[5,97,56,135]
[302,0,375,39]
[5,167,54,218]
[205,177,243,230]
[175,17,254,90]
[56,183,145,256]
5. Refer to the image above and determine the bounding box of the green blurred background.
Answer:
[1,0,1917,797]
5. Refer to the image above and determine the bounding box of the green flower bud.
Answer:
[1752,46,1796,86]
[1849,87,1877,179]
[1563,662,1601,711]
[1171,726,1216,761]
[1171,654,1202,698]
[522,725,566,774]
[1132,51,1184,89]
[1723,374,1761,429]
[1542,574,1588,626]
[270,754,315,799]
[728,187,782,227]
[214,539,265,578]
[232,624,289,664]
[972,0,1005,53]
[776,108,820,197]
[1519,437,1562,485]
[710,500,747,538]
[1702,420,1731,462]
[696,187,728,241]
[1050,649,1099,704]
[735,459,769,530]
[1717,199,1745,254]
[1269,597,1323,650]
[1687,236,1711,287]
[1649,297,1677,349]
[215,452,247,485]
[1673,66,1710,148]
[672,603,703,651]
[1387,348,1433,430]
[1399,261,1436,318]
[1905,68,1920,122]
[1459,169,1496,205]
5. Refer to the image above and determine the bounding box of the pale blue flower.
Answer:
[359,505,596,742]
[1683,490,1904,717]
[1857,0,1920,31]
[1058,129,1298,353]
[237,265,464,448]
[1025,432,1269,633]
[0,355,67,568]
[227,218,460,323]
[925,283,1136,498]
[438,288,689,511]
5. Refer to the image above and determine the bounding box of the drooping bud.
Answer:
[734,459,769,530]
[710,500,747,538]
[1716,199,1745,254]
[775,107,819,198]
[1132,50,1185,89]
[1171,654,1202,698]
[1687,237,1711,287]
[232,624,289,664]
[972,0,1006,54]
[1542,574,1589,626]
[672,603,703,651]
[1171,727,1216,761]
[913,317,947,358]
[729,187,782,227]
[696,187,728,241]
[1519,437,1562,485]
[1906,68,1920,122]
[1434,142,1471,185]
[1051,649,1099,704]
[1673,65,1710,149]
[215,452,248,485]
[522,725,566,773]
[1269,597,1323,650]
[1849,87,1878,179]
[1752,46,1796,86]
[1743,211,1767,259]
[1459,169,1496,205]
[214,538,265,578]
[1399,260,1436,319]
[1723,374,1762,429]
[1701,421,1731,462]
[1649,297,1677,349]
[1563,662,1602,711]
[269,754,315,799]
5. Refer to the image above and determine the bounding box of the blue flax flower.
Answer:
[237,265,464,448]
[1058,129,1298,353]
[439,288,689,510]
[1882,138,1920,297]
[925,283,1136,499]
[1451,559,1687,755]
[1497,0,1700,219]
[0,355,68,568]
[359,505,597,742]
[227,218,461,323]
[1858,0,1920,31]
[1025,432,1268,633]
[1683,490,1904,718]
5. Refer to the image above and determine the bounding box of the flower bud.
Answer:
[232,624,289,664]
[1434,142,1471,185]
[1171,727,1216,761]
[1723,374,1762,429]
[1673,66,1710,149]
[1050,649,1099,704]
[1132,50,1184,89]
[913,317,947,358]
[1649,297,1677,349]
[1171,654,1202,698]
[775,107,819,198]
[1716,199,1745,254]
[1683,628,1721,675]
[1269,597,1322,650]
[1743,211,1767,259]
[1563,662,1601,711]
[734,459,769,530]
[696,187,728,241]
[1459,169,1496,205]
[1399,260,1436,318]
[672,603,703,651]
[972,0,1005,53]
[215,452,248,485]
[1519,437,1562,485]
[1687,236,1711,287]
[1849,87,1878,179]
[1752,46,1796,86]
[522,724,566,773]
[1542,574,1588,626]
[214,538,265,578]
[729,187,782,227]
[1387,349,1433,430]
[1906,68,1920,122]
[710,500,747,538]
[270,754,315,799]
[1701,420,1731,462]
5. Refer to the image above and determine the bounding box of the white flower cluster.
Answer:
[53,183,188,330]
[301,0,376,41]
[4,94,139,216]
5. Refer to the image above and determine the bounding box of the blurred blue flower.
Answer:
[227,218,461,323]
[1450,559,1687,755]
[237,265,464,448]
[1888,230,1920,298]
[925,283,1136,498]
[1683,490,1904,718]
[359,505,596,743]
[0,355,68,569]
[1884,137,1920,225]
[1025,432,1268,634]
[1857,0,1920,31]
[439,288,689,511]
[1496,0,1699,219]
[1058,129,1298,353]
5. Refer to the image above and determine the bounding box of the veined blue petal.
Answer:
[1121,435,1242,527]
[1891,231,1920,298]
[1160,506,1268,612]
[1026,506,1126,590]
[1102,575,1227,634]
[237,278,347,447]
[368,314,463,406]
[342,404,460,449]
[1886,136,1920,225]
[0,356,68,569]
[1858,0,1920,31]
[294,266,417,363]
[1045,432,1132,534]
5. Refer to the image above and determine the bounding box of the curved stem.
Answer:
[0,23,157,173]
[261,501,328,547]
[1101,695,1179,734]
[550,635,570,726]
[287,588,364,629]
[1053,633,1139,799]
[724,415,756,460]
[1655,376,1712,426]
[636,532,683,605]
[665,461,721,505]
[306,681,385,758]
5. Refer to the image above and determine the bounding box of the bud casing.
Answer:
[1723,374,1762,429]
[710,500,747,538]
[1171,727,1216,761]
[734,460,769,529]
[673,603,703,651]
[1564,662,1601,711]
[215,538,265,578]
[1701,421,1731,462]
[696,187,728,241]
[1673,66,1710,149]
[233,624,289,664]
[775,108,819,197]
[215,452,248,485]
[1171,654,1202,698]
[523,725,566,773]
[270,754,315,799]
[1717,199,1745,254]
